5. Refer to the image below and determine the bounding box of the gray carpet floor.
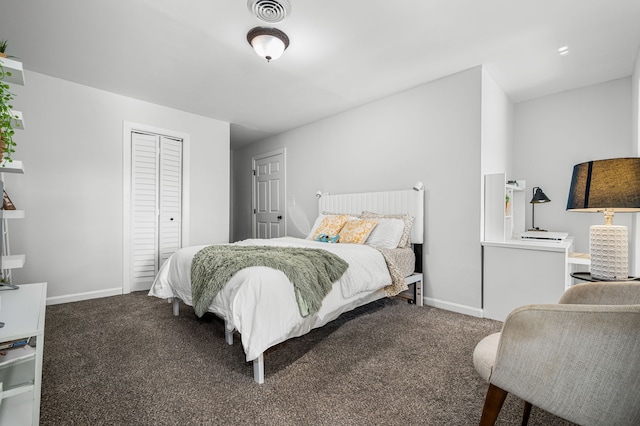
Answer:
[40,293,576,425]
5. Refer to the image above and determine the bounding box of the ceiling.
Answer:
[1,1,639,148]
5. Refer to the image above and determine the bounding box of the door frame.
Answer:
[122,121,191,294]
[252,147,286,238]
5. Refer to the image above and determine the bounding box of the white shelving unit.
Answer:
[0,282,47,426]
[0,161,23,173]
[484,173,526,242]
[10,110,24,130]
[0,163,25,277]
[0,57,25,85]
[0,58,42,425]
[1,210,25,220]
[1,56,26,283]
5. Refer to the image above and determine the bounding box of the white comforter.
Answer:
[148,237,392,361]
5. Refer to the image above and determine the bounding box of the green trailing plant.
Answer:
[0,62,18,163]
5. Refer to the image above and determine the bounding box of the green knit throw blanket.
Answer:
[191,245,349,318]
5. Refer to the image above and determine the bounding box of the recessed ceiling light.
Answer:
[558,46,570,56]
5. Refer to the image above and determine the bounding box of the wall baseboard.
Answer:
[424,297,484,318]
[46,287,123,306]
[46,289,486,319]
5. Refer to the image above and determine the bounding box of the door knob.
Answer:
[277,215,282,220]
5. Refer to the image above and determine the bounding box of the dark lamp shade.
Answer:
[530,187,551,204]
[566,157,640,212]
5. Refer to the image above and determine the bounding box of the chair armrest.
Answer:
[559,281,640,305]
[490,303,640,425]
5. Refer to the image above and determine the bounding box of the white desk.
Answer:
[0,283,47,426]
[482,239,573,321]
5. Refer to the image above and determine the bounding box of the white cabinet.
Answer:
[483,172,577,321]
[482,240,573,321]
[0,282,46,426]
[484,173,525,242]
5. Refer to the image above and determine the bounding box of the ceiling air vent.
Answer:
[247,0,291,24]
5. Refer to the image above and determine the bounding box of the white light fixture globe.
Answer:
[247,27,289,62]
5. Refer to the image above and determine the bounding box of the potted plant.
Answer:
[0,40,7,58]
[505,194,511,216]
[0,60,19,163]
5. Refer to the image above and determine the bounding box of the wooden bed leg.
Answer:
[172,298,180,316]
[253,353,265,384]
[224,321,234,345]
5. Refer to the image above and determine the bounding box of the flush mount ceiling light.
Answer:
[247,26,290,62]
[247,0,291,23]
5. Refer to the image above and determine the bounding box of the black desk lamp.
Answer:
[529,187,551,231]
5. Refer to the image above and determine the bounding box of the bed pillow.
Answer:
[365,218,405,249]
[307,215,326,239]
[338,219,378,244]
[309,214,350,240]
[361,212,414,248]
[307,213,359,239]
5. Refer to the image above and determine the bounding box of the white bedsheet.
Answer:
[148,237,392,361]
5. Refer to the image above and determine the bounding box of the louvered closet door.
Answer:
[158,136,182,266]
[131,132,183,291]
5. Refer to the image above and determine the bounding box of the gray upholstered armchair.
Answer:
[473,282,640,426]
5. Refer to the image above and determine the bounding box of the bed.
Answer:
[148,187,424,383]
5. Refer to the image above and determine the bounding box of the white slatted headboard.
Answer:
[318,188,424,244]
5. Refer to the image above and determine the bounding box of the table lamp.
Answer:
[529,187,551,231]
[566,157,640,280]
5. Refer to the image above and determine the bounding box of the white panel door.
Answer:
[253,150,285,239]
[131,132,183,291]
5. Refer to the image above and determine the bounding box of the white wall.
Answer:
[480,68,514,241]
[233,67,484,316]
[634,49,640,152]
[513,77,633,254]
[632,48,640,274]
[6,71,230,302]
[481,68,513,177]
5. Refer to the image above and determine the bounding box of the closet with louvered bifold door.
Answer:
[130,131,183,291]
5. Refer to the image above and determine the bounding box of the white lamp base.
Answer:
[590,224,628,280]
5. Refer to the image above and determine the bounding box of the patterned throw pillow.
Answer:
[312,215,350,240]
[338,219,378,244]
[361,212,414,248]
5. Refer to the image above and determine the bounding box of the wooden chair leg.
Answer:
[479,383,508,426]
[521,401,532,426]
